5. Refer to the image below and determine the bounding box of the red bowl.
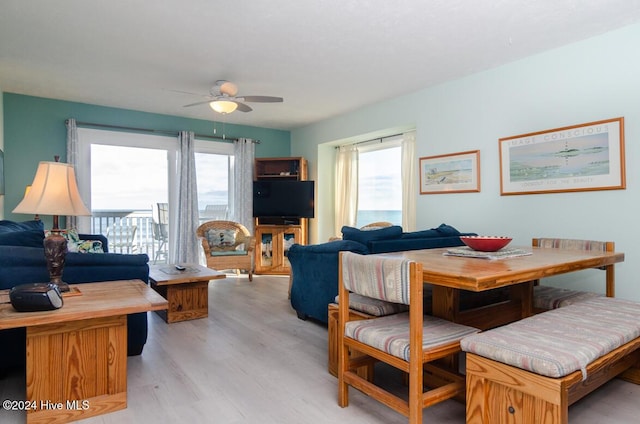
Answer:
[460,236,512,252]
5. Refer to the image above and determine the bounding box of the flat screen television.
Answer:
[253,180,315,218]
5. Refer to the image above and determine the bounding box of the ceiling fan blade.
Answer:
[168,89,212,98]
[234,102,253,112]
[240,95,283,103]
[183,100,213,107]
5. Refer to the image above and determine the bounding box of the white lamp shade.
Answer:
[13,161,91,216]
[209,100,238,114]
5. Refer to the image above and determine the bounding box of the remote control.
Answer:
[175,265,186,271]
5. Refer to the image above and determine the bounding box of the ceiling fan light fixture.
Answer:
[210,100,238,114]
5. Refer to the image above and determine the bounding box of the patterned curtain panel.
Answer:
[173,131,200,263]
[233,138,255,231]
[335,145,359,236]
[65,118,81,230]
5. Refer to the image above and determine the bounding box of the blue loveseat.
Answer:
[0,220,151,374]
[289,223,477,323]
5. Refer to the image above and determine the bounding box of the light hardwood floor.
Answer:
[1,274,639,423]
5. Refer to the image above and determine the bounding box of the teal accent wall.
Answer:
[2,93,290,220]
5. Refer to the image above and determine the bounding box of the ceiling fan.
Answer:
[181,80,283,113]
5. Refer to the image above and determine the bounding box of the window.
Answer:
[356,138,402,227]
[194,141,234,222]
[76,128,234,260]
[90,144,169,211]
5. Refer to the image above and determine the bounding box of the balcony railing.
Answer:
[91,209,165,262]
[90,208,228,263]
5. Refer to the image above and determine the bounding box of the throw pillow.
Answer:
[73,239,105,254]
[0,229,45,247]
[341,225,403,245]
[207,229,237,248]
[433,223,460,236]
[0,219,45,233]
[401,223,461,239]
[401,229,441,239]
[44,228,104,253]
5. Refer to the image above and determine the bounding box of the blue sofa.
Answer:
[0,220,151,374]
[289,223,477,323]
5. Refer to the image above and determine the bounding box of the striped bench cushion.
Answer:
[335,294,408,317]
[461,297,640,379]
[345,312,480,361]
[533,285,602,310]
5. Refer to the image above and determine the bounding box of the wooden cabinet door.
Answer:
[255,225,302,274]
[275,226,301,273]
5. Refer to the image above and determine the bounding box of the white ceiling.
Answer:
[2,0,640,131]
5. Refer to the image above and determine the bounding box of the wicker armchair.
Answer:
[329,221,394,241]
[196,220,256,281]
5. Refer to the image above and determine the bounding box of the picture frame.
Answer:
[499,117,625,195]
[419,150,480,194]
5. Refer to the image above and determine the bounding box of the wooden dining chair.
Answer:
[532,238,613,312]
[337,252,479,424]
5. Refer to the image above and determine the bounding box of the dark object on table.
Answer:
[9,282,63,312]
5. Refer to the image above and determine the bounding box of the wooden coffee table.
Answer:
[149,264,225,323]
[0,279,167,424]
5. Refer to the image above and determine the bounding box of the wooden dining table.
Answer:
[381,246,625,330]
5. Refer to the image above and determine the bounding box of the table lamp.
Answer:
[12,159,91,292]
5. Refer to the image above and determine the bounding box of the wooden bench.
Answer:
[461,296,640,424]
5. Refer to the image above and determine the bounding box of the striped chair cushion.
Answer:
[345,312,480,361]
[461,297,640,379]
[533,285,602,310]
[210,250,248,256]
[534,238,608,251]
[335,294,408,316]
[341,252,411,304]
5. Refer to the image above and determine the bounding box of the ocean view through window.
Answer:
[78,127,234,260]
[356,143,402,227]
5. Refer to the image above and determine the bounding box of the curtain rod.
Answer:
[336,132,404,149]
[66,120,260,143]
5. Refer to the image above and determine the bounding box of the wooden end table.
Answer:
[149,264,225,323]
[0,279,167,424]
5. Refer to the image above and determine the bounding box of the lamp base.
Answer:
[43,230,70,293]
[53,282,70,293]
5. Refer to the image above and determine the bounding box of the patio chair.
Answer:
[337,251,479,424]
[196,220,256,281]
[532,238,613,312]
[329,221,394,241]
[359,221,393,230]
[152,202,169,264]
[106,221,138,254]
[201,204,229,221]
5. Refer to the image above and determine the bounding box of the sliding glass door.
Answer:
[76,128,233,262]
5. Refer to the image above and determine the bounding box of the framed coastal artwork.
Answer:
[499,117,625,195]
[419,150,480,194]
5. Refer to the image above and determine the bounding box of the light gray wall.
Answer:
[291,23,640,301]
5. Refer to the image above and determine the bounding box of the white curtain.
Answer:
[233,138,254,231]
[172,131,200,264]
[334,145,359,236]
[401,130,417,231]
[65,118,82,230]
